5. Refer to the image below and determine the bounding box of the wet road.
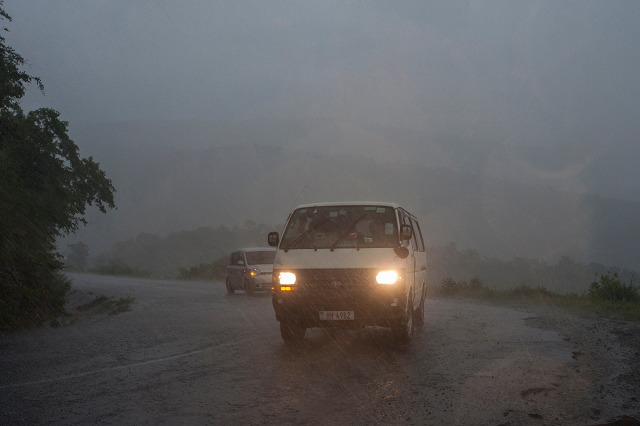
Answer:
[0,274,614,425]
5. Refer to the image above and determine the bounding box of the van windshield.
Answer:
[281,205,398,249]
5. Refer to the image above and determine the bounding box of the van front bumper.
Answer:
[272,289,407,328]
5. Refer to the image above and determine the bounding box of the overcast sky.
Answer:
[5,1,640,159]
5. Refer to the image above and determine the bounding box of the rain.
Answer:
[1,1,640,424]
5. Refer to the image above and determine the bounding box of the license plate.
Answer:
[319,311,354,320]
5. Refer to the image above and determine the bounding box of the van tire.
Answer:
[226,278,235,295]
[392,296,414,343]
[280,320,306,342]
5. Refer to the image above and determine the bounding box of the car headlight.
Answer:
[279,272,296,285]
[376,270,398,284]
[249,268,260,276]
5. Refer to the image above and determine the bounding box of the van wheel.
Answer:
[280,320,306,342]
[226,278,235,295]
[392,296,414,343]
[244,279,254,296]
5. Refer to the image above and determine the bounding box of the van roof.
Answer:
[294,201,403,209]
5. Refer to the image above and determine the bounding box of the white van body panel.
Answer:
[275,245,417,302]
[274,248,406,270]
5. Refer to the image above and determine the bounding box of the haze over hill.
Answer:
[69,118,640,203]
[8,1,639,274]
[63,118,640,273]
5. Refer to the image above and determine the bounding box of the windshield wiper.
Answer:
[283,217,330,251]
[330,213,367,251]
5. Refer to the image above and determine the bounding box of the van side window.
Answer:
[397,209,407,246]
[408,217,417,251]
[398,209,417,250]
[411,218,425,252]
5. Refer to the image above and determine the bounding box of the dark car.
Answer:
[225,247,276,295]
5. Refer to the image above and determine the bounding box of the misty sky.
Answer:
[5,1,640,194]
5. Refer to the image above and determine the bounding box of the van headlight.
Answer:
[376,270,398,284]
[279,272,296,285]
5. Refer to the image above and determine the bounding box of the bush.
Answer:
[177,255,230,282]
[440,277,466,294]
[0,266,71,331]
[588,272,640,303]
[504,283,557,299]
[89,263,152,278]
[468,276,484,290]
[440,275,485,295]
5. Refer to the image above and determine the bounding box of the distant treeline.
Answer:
[88,224,638,294]
[92,221,278,277]
[176,256,230,282]
[426,242,639,293]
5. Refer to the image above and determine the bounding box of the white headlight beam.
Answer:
[279,272,296,285]
[376,270,398,284]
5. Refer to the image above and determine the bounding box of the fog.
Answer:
[5,1,640,271]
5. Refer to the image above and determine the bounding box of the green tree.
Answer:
[0,3,115,330]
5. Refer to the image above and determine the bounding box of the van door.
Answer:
[397,209,415,301]
[410,217,427,306]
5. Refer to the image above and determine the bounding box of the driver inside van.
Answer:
[368,220,385,243]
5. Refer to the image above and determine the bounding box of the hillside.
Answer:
[63,119,640,273]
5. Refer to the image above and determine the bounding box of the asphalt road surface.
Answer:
[1,274,638,425]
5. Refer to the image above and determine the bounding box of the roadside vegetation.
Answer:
[88,263,153,279]
[426,242,638,295]
[430,273,640,322]
[91,221,278,277]
[177,255,229,282]
[0,4,115,332]
[75,294,135,316]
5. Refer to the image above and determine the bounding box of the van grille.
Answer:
[291,268,378,292]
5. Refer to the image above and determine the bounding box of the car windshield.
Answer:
[281,205,398,249]
[245,251,275,265]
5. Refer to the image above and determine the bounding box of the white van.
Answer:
[267,202,427,343]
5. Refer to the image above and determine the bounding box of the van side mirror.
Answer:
[268,232,280,247]
[394,246,409,259]
[400,224,412,241]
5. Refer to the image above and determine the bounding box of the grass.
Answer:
[177,255,229,282]
[75,294,136,316]
[430,274,640,322]
[108,296,135,315]
[88,263,153,278]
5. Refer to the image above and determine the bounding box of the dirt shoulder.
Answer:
[437,296,640,424]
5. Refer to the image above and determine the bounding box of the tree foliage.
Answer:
[589,272,639,303]
[95,222,277,277]
[177,255,230,282]
[0,3,115,330]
